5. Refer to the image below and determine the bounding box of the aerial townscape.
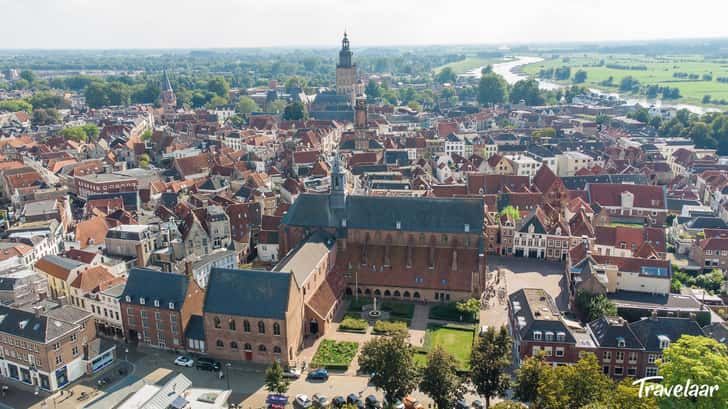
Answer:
[0,2,728,409]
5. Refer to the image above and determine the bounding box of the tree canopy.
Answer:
[264,361,290,394]
[470,326,511,408]
[358,333,419,403]
[420,346,464,409]
[478,73,508,106]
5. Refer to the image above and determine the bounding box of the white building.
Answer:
[505,155,541,180]
[557,151,594,177]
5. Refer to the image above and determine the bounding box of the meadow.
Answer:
[434,56,505,74]
[521,53,728,105]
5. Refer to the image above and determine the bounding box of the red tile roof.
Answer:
[587,183,666,209]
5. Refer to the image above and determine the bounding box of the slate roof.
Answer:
[120,268,188,310]
[273,230,335,287]
[629,317,704,352]
[204,268,291,320]
[561,174,648,190]
[588,316,643,349]
[0,304,76,343]
[509,288,575,343]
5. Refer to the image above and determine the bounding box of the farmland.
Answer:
[521,53,728,105]
[434,56,505,74]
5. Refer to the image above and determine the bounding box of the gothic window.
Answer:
[259,344,267,352]
[244,343,252,351]
[228,319,236,331]
[273,323,281,336]
[230,341,238,349]
[258,321,265,334]
[216,340,223,348]
[243,320,251,332]
[273,346,282,354]
[214,317,221,329]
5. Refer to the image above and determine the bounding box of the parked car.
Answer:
[403,396,424,409]
[283,367,302,379]
[455,399,470,409]
[295,394,313,408]
[471,400,484,409]
[195,357,221,371]
[365,395,381,409]
[332,396,346,408]
[313,393,330,408]
[306,368,329,381]
[174,356,194,367]
[347,394,361,405]
[479,325,489,336]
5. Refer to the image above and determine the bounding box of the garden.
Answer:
[428,300,478,323]
[346,296,415,323]
[414,323,475,371]
[310,340,359,370]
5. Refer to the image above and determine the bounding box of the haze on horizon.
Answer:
[2,0,727,50]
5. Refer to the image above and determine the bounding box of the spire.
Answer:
[329,151,347,210]
[162,69,173,92]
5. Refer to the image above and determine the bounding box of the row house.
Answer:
[0,304,113,392]
[74,173,138,200]
[594,225,665,258]
[512,207,572,261]
[586,183,668,226]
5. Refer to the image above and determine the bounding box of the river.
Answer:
[464,55,714,114]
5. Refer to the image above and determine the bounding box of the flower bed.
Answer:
[372,320,408,335]
[310,340,359,370]
[339,317,368,333]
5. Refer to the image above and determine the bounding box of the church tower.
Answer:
[336,32,361,104]
[329,151,347,210]
[161,69,176,114]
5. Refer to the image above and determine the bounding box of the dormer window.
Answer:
[139,297,145,305]
[169,302,175,309]
[658,335,670,349]
[617,337,626,348]
[153,299,159,307]
[125,295,131,303]
[396,221,401,230]
[556,331,565,341]
[533,331,542,340]
[464,224,470,233]
[545,331,554,341]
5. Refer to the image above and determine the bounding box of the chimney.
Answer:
[184,260,193,277]
[33,305,44,317]
[135,243,146,267]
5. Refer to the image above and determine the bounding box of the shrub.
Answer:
[339,318,368,332]
[311,340,359,369]
[373,320,408,335]
[429,302,477,323]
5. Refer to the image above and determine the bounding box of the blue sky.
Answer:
[2,0,727,49]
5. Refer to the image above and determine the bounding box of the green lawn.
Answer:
[310,340,359,370]
[520,53,728,105]
[429,302,477,323]
[434,57,504,74]
[415,324,475,370]
[346,297,415,321]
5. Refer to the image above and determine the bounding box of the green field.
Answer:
[415,324,475,370]
[434,56,504,74]
[521,53,728,105]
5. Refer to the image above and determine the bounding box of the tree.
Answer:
[619,76,640,92]
[490,402,523,409]
[478,73,508,106]
[455,298,480,322]
[207,76,230,98]
[85,81,109,108]
[481,65,493,75]
[285,77,306,94]
[31,108,61,126]
[267,99,287,113]
[138,153,151,169]
[19,70,36,85]
[573,70,588,84]
[358,333,419,403]
[595,114,610,126]
[694,268,724,293]
[537,353,611,409]
[264,361,290,394]
[407,101,422,111]
[81,124,99,141]
[141,129,153,141]
[499,206,520,221]
[533,127,556,139]
[236,96,260,115]
[365,79,381,101]
[658,335,728,409]
[59,126,88,142]
[0,99,32,113]
[283,101,307,121]
[510,79,543,106]
[514,355,548,405]
[436,67,458,84]
[420,347,463,409]
[470,326,511,408]
[575,290,617,321]
[703,95,712,104]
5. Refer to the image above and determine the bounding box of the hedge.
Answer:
[339,317,368,332]
[372,320,408,335]
[310,340,359,369]
[429,302,477,323]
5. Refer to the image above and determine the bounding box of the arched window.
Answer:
[230,341,238,349]
[394,290,401,297]
[364,288,371,295]
[228,319,236,331]
[244,343,252,351]
[384,290,391,297]
[273,346,282,353]
[258,344,267,352]
[216,339,223,348]
[243,320,251,332]
[403,291,411,298]
[258,321,265,334]
[374,289,381,296]
[213,317,221,328]
[413,292,421,299]
[273,323,281,336]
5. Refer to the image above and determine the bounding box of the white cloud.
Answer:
[1,0,726,49]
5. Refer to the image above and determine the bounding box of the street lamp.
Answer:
[225,362,232,391]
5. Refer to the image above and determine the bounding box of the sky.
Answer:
[2,0,727,49]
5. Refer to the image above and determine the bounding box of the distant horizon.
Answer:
[2,0,727,50]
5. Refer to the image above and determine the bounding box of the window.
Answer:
[646,367,658,377]
[258,321,265,334]
[532,346,541,357]
[214,317,221,329]
[139,297,145,305]
[55,355,63,365]
[125,295,131,302]
[72,346,79,356]
[555,347,564,357]
[533,331,542,341]
[230,341,238,349]
[617,337,625,348]
[603,351,611,362]
[603,366,610,375]
[243,320,251,333]
[273,346,282,353]
[244,343,252,351]
[216,340,224,348]
[153,299,159,307]
[628,352,637,364]
[545,332,554,342]
[229,320,236,331]
[658,335,670,350]
[615,351,624,363]
[168,302,175,309]
[627,367,637,377]
[648,354,656,364]
[556,332,565,341]
[543,347,552,357]
[273,323,281,336]
[70,334,77,342]
[258,344,267,352]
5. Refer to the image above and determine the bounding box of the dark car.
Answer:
[332,396,346,408]
[455,400,469,409]
[196,357,221,371]
[306,368,329,381]
[347,394,361,405]
[365,395,381,409]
